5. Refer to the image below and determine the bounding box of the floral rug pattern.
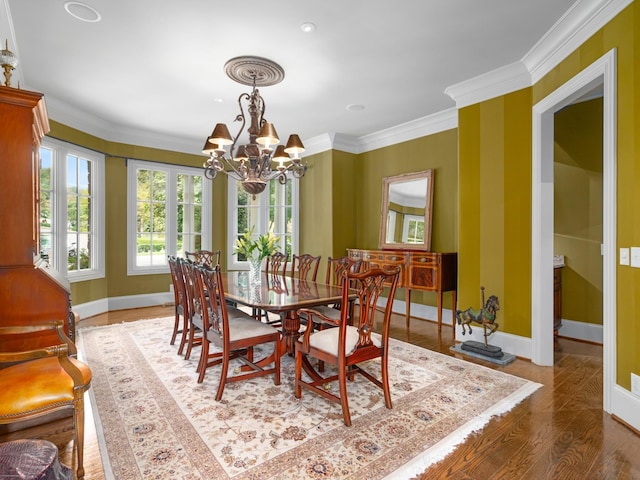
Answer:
[79,318,541,479]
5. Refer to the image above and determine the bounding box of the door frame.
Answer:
[531,49,616,413]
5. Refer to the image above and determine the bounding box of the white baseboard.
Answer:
[381,298,534,360]
[72,292,172,321]
[611,384,640,432]
[556,318,603,344]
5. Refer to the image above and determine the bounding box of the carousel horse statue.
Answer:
[456,286,500,346]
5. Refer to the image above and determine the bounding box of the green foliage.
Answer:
[233,226,280,261]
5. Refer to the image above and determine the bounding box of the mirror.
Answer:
[379,170,434,251]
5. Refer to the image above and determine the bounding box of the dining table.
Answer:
[220,271,353,356]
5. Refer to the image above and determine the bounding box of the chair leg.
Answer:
[274,340,281,386]
[177,314,188,356]
[215,353,230,401]
[338,366,352,427]
[294,349,302,398]
[74,390,86,479]
[170,309,179,345]
[197,339,209,383]
[381,353,392,409]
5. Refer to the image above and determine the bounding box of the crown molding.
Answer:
[445,0,631,109]
[43,92,203,155]
[444,62,531,109]
[523,0,633,84]
[355,108,458,153]
[302,108,458,156]
[7,0,628,157]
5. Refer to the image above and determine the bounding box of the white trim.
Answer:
[557,319,603,344]
[532,50,619,419]
[41,137,106,282]
[523,0,633,84]
[4,1,627,158]
[72,298,109,321]
[446,0,629,111]
[301,109,459,156]
[445,62,531,109]
[126,160,211,276]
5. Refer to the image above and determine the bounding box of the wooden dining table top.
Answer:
[220,271,348,314]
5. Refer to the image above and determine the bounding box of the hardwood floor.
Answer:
[10,306,640,479]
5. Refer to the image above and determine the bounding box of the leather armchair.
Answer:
[0,321,92,478]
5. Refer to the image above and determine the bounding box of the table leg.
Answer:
[437,291,443,332]
[452,289,457,339]
[405,288,411,328]
[281,313,301,355]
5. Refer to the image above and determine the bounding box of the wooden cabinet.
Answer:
[0,87,74,349]
[347,249,457,332]
[554,266,563,335]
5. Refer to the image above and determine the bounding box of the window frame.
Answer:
[40,137,105,282]
[226,175,300,270]
[127,160,211,276]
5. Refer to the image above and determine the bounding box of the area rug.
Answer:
[78,318,541,479]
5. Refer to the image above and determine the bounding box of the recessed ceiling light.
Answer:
[300,23,316,33]
[346,104,365,112]
[64,2,101,23]
[213,98,223,103]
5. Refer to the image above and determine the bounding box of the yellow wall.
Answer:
[554,98,603,326]
[458,89,533,337]
[356,129,459,306]
[459,3,640,387]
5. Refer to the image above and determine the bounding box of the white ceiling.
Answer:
[3,1,581,156]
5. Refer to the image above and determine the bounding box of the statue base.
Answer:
[461,340,503,358]
[450,341,516,366]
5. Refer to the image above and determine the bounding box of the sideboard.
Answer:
[347,249,457,332]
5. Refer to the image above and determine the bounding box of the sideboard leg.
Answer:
[405,288,412,328]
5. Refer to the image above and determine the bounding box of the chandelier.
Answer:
[202,56,306,197]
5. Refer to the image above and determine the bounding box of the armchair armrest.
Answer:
[296,308,340,351]
[0,321,88,389]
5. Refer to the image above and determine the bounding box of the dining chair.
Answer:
[192,265,281,398]
[0,321,93,479]
[294,266,401,426]
[185,250,221,268]
[253,252,290,321]
[181,259,204,360]
[291,253,321,281]
[299,256,363,324]
[168,256,190,354]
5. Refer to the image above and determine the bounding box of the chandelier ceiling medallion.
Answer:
[202,56,306,197]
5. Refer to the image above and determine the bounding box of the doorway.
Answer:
[531,49,616,414]
[553,91,603,343]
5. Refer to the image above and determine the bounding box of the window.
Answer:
[403,215,425,244]
[127,160,210,275]
[39,138,105,281]
[227,176,299,270]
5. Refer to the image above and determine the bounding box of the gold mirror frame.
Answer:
[379,169,434,251]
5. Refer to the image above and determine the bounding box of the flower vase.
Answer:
[248,257,263,286]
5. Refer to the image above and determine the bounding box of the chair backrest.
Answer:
[180,259,201,322]
[185,250,220,268]
[193,264,229,343]
[168,256,189,316]
[342,266,401,347]
[326,256,362,287]
[265,252,288,276]
[291,253,321,281]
